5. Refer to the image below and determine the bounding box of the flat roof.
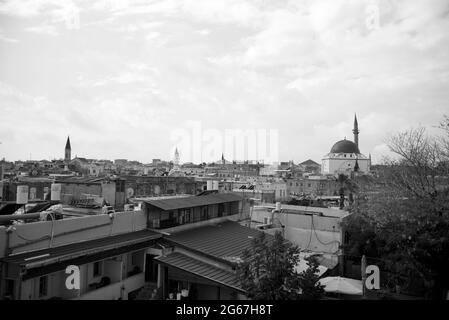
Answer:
[144,193,243,211]
[156,252,242,292]
[55,177,105,184]
[166,220,270,264]
[254,203,351,219]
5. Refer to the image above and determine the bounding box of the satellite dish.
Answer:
[126,187,134,198]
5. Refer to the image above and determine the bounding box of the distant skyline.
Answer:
[1,0,449,164]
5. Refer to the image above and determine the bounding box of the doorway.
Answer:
[145,254,158,282]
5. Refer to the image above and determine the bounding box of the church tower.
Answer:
[65,136,71,162]
[353,114,360,148]
[173,147,180,169]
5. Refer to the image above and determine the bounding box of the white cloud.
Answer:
[0,0,448,162]
[0,33,18,43]
[25,25,59,36]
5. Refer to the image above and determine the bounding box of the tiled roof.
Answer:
[144,193,243,211]
[156,252,243,292]
[299,159,320,166]
[166,220,269,263]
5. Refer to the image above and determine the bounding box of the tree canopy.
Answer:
[342,117,449,299]
[237,231,325,300]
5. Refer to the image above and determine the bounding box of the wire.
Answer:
[45,212,55,248]
[311,215,341,246]
[304,208,313,250]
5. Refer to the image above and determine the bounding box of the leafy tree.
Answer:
[237,231,324,300]
[135,285,162,300]
[297,256,325,300]
[342,120,449,299]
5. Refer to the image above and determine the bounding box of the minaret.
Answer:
[65,136,71,162]
[221,153,225,165]
[369,153,372,170]
[353,114,360,148]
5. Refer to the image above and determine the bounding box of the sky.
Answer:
[0,0,449,165]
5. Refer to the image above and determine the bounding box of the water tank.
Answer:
[212,180,219,190]
[275,202,281,211]
[51,183,62,201]
[16,185,29,204]
[207,180,213,190]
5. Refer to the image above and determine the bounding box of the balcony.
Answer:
[78,272,145,300]
[159,218,180,229]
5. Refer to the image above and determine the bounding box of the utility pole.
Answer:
[361,255,367,298]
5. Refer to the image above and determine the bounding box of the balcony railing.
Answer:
[159,218,179,229]
[77,273,145,300]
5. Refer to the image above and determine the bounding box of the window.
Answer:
[4,279,15,298]
[131,252,140,265]
[39,276,48,297]
[201,206,208,220]
[93,261,102,277]
[185,209,191,223]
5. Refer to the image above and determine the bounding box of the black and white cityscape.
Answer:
[0,0,449,304]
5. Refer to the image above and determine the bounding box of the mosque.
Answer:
[321,114,371,175]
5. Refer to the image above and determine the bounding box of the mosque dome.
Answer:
[330,139,360,154]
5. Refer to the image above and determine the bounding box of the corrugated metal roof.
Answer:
[156,252,243,292]
[2,229,162,268]
[166,220,270,263]
[144,193,243,211]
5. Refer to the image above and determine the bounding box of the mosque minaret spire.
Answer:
[353,113,360,148]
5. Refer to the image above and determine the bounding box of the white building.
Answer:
[322,114,371,175]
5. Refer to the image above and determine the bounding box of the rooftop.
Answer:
[144,193,243,211]
[299,159,320,166]
[254,203,351,219]
[2,229,162,279]
[156,252,242,292]
[166,220,269,263]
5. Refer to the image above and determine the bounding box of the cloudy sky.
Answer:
[0,0,448,164]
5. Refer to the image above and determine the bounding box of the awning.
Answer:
[1,229,162,280]
[155,252,243,292]
[318,276,363,295]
